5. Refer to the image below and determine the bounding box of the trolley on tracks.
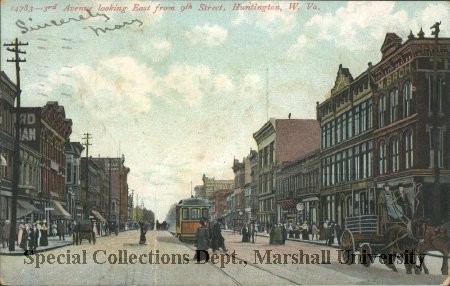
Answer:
[175,197,210,242]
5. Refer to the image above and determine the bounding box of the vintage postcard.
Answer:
[0,1,449,285]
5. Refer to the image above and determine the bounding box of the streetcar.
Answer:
[175,196,210,242]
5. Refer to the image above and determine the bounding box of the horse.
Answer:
[415,222,449,275]
[382,219,425,274]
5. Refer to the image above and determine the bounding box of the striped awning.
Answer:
[277,199,297,210]
[91,210,107,223]
[17,200,43,218]
[51,200,72,220]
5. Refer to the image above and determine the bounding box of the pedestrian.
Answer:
[250,221,256,243]
[327,221,335,246]
[1,219,9,248]
[57,221,65,240]
[302,222,309,240]
[194,218,210,261]
[28,223,39,252]
[320,221,328,242]
[334,223,342,246]
[312,223,319,240]
[281,223,287,244]
[210,218,227,252]
[241,224,250,242]
[19,223,29,250]
[51,222,57,237]
[40,221,48,247]
[269,225,275,245]
[17,220,25,246]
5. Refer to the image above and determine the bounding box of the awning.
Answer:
[17,200,43,218]
[277,199,297,210]
[0,155,7,166]
[302,197,319,202]
[51,200,72,220]
[91,210,107,223]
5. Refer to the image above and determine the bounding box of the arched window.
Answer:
[390,89,398,123]
[378,141,386,175]
[378,95,386,128]
[390,137,399,172]
[403,82,412,118]
[404,131,413,169]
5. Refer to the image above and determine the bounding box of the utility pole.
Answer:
[82,133,92,219]
[107,157,111,234]
[4,38,28,251]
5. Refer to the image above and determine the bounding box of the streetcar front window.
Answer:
[191,208,200,219]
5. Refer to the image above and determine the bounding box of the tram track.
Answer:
[168,230,301,285]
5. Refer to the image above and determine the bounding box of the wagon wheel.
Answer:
[340,229,355,265]
[360,243,373,267]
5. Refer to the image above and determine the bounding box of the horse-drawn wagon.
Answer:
[339,182,448,275]
[73,220,96,245]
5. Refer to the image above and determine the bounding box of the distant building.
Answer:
[202,174,234,202]
[65,142,84,220]
[20,102,72,223]
[253,118,320,228]
[194,185,205,198]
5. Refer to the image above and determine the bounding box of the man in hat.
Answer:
[194,218,210,261]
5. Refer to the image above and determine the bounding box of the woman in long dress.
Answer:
[40,222,48,246]
[17,221,25,247]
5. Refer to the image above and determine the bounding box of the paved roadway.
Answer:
[0,229,448,285]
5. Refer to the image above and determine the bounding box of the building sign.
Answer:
[20,113,37,142]
[377,62,412,89]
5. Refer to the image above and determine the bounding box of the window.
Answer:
[378,95,386,128]
[354,105,360,135]
[438,77,443,113]
[348,110,353,138]
[368,141,373,178]
[354,145,360,180]
[182,208,189,220]
[321,126,326,149]
[331,120,335,146]
[336,117,342,144]
[403,82,412,118]
[390,89,398,123]
[202,208,209,219]
[391,137,399,172]
[379,141,386,175]
[428,75,432,113]
[342,113,347,141]
[191,208,200,219]
[361,102,367,132]
[347,149,353,181]
[368,101,373,129]
[405,131,413,169]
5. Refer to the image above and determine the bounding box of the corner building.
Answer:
[372,32,450,222]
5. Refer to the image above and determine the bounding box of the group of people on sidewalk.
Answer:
[266,221,343,246]
[0,218,69,251]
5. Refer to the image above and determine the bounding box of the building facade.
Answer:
[0,71,16,221]
[65,142,84,220]
[253,119,320,229]
[317,64,375,226]
[276,149,320,226]
[371,32,450,223]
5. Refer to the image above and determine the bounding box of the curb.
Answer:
[0,242,74,256]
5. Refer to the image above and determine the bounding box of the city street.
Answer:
[0,229,447,285]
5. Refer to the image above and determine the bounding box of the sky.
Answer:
[1,1,449,221]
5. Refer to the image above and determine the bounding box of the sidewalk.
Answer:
[223,229,447,258]
[0,235,74,256]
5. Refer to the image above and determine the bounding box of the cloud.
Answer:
[157,64,234,106]
[186,24,228,47]
[232,2,296,37]
[301,2,449,52]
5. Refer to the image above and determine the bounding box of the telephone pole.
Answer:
[82,133,92,219]
[4,38,28,251]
